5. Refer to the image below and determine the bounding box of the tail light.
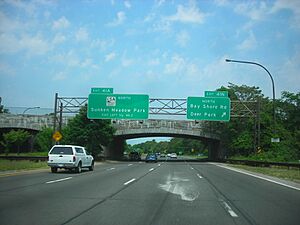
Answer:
[73,156,76,162]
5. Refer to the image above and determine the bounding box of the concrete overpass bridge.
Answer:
[0,95,259,160]
[0,114,222,159]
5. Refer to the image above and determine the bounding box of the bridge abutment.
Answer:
[104,137,125,160]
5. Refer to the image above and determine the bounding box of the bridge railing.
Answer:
[0,114,68,131]
[112,119,205,130]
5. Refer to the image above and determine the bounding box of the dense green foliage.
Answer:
[34,127,54,152]
[128,138,206,156]
[62,105,115,156]
[1,130,31,154]
[0,85,299,162]
[128,84,299,162]
[218,84,299,162]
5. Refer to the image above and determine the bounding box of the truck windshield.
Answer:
[50,147,73,155]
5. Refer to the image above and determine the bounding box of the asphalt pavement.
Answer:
[0,161,299,225]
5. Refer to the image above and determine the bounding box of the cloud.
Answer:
[52,33,66,45]
[91,38,115,51]
[52,16,70,30]
[124,1,131,9]
[164,55,186,74]
[271,0,300,29]
[176,30,190,47]
[237,31,257,51]
[107,11,126,26]
[0,11,23,33]
[166,2,206,24]
[52,71,67,81]
[105,52,116,62]
[277,50,300,92]
[234,1,268,21]
[51,50,80,67]
[0,62,15,76]
[0,33,50,55]
[122,57,134,67]
[76,27,89,42]
[214,0,229,7]
[148,58,160,66]
[155,0,165,7]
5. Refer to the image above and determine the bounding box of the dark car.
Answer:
[128,151,141,161]
[145,153,158,163]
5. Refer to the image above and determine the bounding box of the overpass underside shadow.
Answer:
[103,134,224,161]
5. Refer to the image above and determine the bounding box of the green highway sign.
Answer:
[88,94,149,119]
[91,87,113,94]
[205,91,228,98]
[187,97,231,121]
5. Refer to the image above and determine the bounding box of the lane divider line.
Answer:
[197,174,203,179]
[124,178,136,186]
[149,168,154,172]
[106,168,115,171]
[190,167,194,170]
[221,200,238,218]
[214,164,300,191]
[46,177,72,184]
[128,164,133,166]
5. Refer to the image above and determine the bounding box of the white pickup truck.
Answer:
[47,145,94,173]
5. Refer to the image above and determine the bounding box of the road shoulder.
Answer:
[212,163,300,191]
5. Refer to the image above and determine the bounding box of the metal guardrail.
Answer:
[0,156,47,161]
[224,159,300,169]
[0,156,299,169]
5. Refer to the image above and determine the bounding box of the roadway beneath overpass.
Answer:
[104,119,222,161]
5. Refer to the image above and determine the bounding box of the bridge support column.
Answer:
[104,137,125,160]
[208,140,222,161]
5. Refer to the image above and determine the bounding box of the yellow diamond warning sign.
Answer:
[52,131,62,142]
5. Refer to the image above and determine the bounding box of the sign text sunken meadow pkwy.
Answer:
[88,94,149,119]
[187,97,231,121]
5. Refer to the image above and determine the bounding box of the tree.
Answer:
[35,127,53,152]
[2,130,31,154]
[63,105,115,156]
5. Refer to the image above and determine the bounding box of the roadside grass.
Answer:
[0,159,48,171]
[0,152,48,157]
[230,164,300,183]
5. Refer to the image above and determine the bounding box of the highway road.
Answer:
[0,161,299,225]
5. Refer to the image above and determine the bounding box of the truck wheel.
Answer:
[51,167,58,173]
[75,162,82,173]
[89,161,94,171]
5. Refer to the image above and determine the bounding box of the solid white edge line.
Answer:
[214,164,300,191]
[221,200,238,218]
[149,168,154,172]
[46,177,72,184]
[124,178,136,185]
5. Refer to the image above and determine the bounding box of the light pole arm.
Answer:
[22,107,40,115]
[225,59,276,135]
[225,59,275,101]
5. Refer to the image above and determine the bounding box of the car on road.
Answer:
[145,153,158,163]
[128,151,141,161]
[170,153,177,159]
[47,145,94,173]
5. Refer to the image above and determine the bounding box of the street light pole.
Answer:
[22,107,40,115]
[225,59,276,137]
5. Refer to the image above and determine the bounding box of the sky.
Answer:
[0,0,300,144]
